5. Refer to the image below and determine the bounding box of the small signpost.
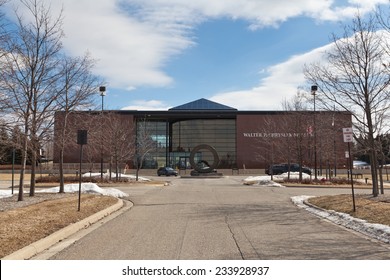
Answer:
[343,127,356,212]
[77,130,88,211]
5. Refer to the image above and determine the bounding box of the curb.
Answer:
[2,198,125,260]
[293,196,390,245]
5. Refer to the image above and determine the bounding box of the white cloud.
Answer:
[212,27,390,110]
[5,0,194,90]
[121,99,170,110]
[5,0,387,95]
[129,0,388,28]
[210,44,332,110]
[55,0,193,89]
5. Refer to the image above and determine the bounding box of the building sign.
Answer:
[243,132,309,138]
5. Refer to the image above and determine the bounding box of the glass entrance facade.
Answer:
[136,120,168,168]
[170,119,236,169]
[137,118,237,169]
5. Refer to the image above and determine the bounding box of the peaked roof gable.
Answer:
[169,98,237,111]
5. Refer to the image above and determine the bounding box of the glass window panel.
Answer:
[172,119,236,168]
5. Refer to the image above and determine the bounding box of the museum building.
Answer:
[54,98,352,171]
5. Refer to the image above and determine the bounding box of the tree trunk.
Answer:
[17,135,29,202]
[58,114,67,193]
[115,149,119,182]
[366,105,379,197]
[379,165,384,195]
[380,147,385,195]
[370,150,379,197]
[59,149,65,193]
[29,149,36,197]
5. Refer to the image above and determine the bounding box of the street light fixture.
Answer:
[311,85,318,180]
[99,86,106,181]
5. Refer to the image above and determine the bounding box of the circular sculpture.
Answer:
[189,144,220,173]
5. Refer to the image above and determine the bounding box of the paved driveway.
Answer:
[50,176,390,260]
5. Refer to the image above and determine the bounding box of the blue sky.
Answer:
[5,0,390,110]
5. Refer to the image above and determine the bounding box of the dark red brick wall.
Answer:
[53,111,135,164]
[236,112,352,169]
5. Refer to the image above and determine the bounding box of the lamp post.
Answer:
[99,86,106,181]
[311,85,318,180]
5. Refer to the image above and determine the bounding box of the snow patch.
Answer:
[82,172,150,182]
[0,190,13,198]
[0,183,128,199]
[292,195,390,244]
[243,172,312,186]
[243,176,284,187]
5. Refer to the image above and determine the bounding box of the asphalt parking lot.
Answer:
[43,176,390,260]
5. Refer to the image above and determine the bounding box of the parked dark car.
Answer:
[157,167,178,176]
[265,163,312,175]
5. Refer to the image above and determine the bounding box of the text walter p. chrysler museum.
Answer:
[242,132,310,138]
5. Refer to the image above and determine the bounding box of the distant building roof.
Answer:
[169,98,237,111]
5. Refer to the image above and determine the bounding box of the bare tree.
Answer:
[251,92,313,182]
[0,0,13,113]
[105,113,135,181]
[0,0,9,49]
[0,123,10,163]
[55,54,101,192]
[0,0,64,200]
[135,118,156,181]
[282,93,312,182]
[304,13,390,196]
[68,112,102,175]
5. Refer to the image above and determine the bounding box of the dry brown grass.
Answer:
[308,194,390,227]
[0,194,118,258]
